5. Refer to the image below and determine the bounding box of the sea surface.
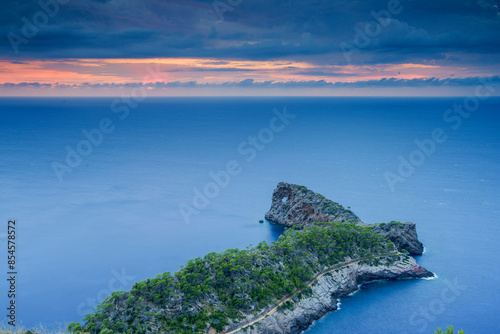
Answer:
[0,97,499,333]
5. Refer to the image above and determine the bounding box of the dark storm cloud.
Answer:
[1,0,499,67]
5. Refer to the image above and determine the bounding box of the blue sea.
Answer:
[0,97,499,333]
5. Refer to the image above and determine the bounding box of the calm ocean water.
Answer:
[0,97,499,333]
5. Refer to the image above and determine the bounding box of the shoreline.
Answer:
[227,252,432,334]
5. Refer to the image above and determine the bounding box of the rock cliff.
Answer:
[372,222,424,255]
[265,182,424,255]
[265,182,363,226]
[241,256,431,334]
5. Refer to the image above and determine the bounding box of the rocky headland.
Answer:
[69,183,432,334]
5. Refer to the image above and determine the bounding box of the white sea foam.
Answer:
[423,273,438,280]
[347,287,361,297]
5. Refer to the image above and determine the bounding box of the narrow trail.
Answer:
[223,252,398,334]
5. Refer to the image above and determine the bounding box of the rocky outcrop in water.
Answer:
[265,183,363,226]
[265,182,424,255]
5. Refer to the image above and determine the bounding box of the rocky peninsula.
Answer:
[69,183,432,334]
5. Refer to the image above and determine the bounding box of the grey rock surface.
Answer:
[265,182,424,255]
[239,256,432,334]
[265,182,363,227]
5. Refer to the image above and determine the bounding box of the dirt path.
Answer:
[223,252,398,334]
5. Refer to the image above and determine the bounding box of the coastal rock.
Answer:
[265,182,363,226]
[265,182,424,255]
[372,222,424,255]
[241,256,432,334]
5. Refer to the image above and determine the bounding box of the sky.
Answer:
[1,0,500,96]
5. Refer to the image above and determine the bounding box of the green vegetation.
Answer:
[375,221,406,232]
[435,325,464,334]
[69,223,398,334]
[297,185,308,193]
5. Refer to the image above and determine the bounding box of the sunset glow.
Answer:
[1,0,499,96]
[0,58,482,86]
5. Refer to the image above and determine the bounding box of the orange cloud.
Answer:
[1,58,471,87]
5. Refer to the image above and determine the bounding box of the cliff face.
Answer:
[265,182,363,227]
[265,182,424,255]
[372,222,424,255]
[243,256,431,334]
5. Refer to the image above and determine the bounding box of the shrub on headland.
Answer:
[435,326,464,334]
